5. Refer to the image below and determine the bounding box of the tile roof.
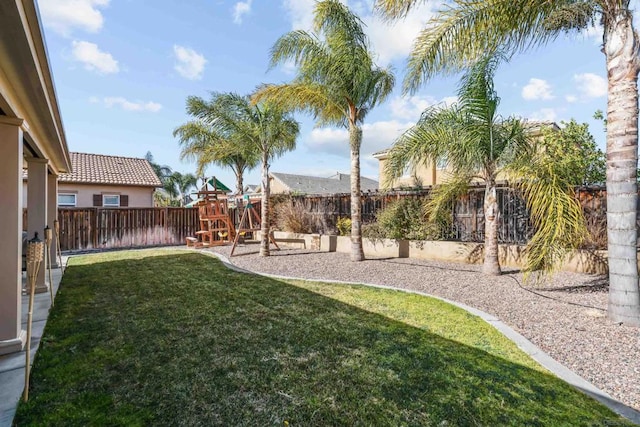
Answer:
[58,152,162,187]
[271,172,378,194]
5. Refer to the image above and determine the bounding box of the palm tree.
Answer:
[183,92,299,256]
[386,55,586,276]
[174,96,260,196]
[253,0,395,262]
[376,0,639,327]
[166,172,198,207]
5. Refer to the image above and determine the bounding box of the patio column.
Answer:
[27,157,48,293]
[47,173,58,267]
[0,117,26,355]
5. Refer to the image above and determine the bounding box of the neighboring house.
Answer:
[24,152,162,208]
[270,172,378,195]
[243,184,260,196]
[374,121,560,189]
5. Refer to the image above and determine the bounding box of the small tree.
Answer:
[174,96,260,196]
[183,92,299,256]
[385,55,586,276]
[540,119,605,186]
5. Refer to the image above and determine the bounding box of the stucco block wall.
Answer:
[23,182,155,207]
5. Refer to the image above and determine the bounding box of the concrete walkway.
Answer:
[0,259,66,427]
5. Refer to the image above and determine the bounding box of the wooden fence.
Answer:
[57,207,199,252]
[22,185,612,252]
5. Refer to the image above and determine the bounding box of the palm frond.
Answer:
[314,0,368,48]
[252,83,344,127]
[269,30,328,70]
[508,153,587,278]
[404,0,567,93]
[374,0,427,20]
[425,175,471,223]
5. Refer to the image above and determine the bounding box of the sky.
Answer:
[36,0,622,189]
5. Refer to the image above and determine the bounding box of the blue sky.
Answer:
[37,0,618,189]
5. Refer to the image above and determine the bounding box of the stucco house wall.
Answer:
[22,182,156,208]
[270,177,290,195]
[59,183,154,207]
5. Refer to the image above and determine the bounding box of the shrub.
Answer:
[275,201,315,233]
[371,198,449,241]
[336,217,351,236]
[375,198,426,240]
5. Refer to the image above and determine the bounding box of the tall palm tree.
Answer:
[385,55,586,275]
[174,96,260,196]
[253,0,395,262]
[184,92,299,256]
[376,0,640,326]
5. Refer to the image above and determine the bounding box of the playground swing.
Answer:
[229,200,279,256]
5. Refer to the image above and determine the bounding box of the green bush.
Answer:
[336,217,351,236]
[370,198,448,241]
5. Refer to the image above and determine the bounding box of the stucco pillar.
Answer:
[0,117,26,354]
[47,173,58,267]
[27,157,48,293]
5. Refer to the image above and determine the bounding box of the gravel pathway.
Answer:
[206,244,640,412]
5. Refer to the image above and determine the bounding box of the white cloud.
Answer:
[574,73,607,98]
[530,108,558,122]
[362,3,436,65]
[565,94,578,103]
[389,95,456,121]
[38,0,109,37]
[521,78,554,100]
[282,0,316,31]
[71,40,119,74]
[280,0,435,65]
[306,120,412,157]
[233,0,252,24]
[173,45,206,80]
[103,97,162,112]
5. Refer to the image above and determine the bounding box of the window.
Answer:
[102,195,120,207]
[58,193,76,207]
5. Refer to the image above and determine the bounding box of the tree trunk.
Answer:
[604,8,640,326]
[483,181,501,275]
[349,122,365,261]
[235,171,244,224]
[260,151,270,257]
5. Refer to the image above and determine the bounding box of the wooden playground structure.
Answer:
[185,177,279,256]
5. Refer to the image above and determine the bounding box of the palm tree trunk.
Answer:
[483,181,501,275]
[260,150,270,257]
[349,122,365,261]
[235,170,245,224]
[604,9,640,326]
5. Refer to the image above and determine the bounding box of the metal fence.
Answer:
[272,185,612,247]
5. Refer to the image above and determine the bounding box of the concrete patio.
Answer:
[0,259,66,427]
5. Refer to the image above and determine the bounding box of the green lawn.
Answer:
[15,249,632,426]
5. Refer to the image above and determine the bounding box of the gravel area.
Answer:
[206,244,640,412]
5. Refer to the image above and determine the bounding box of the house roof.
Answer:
[58,152,162,187]
[271,172,378,194]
